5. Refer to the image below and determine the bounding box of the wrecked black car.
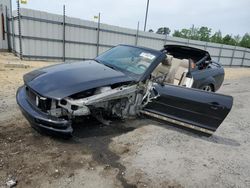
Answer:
[16,45,233,136]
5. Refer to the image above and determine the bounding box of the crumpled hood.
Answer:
[24,60,134,99]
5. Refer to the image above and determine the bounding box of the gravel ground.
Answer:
[0,52,250,188]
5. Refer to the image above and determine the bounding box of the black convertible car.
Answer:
[16,45,233,137]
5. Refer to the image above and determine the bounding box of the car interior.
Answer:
[152,55,193,87]
[152,45,212,88]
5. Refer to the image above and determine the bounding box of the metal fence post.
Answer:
[17,0,22,59]
[62,5,65,62]
[5,6,11,52]
[230,45,236,66]
[163,33,168,46]
[204,42,208,51]
[10,0,15,53]
[218,44,223,62]
[96,12,101,56]
[187,38,190,46]
[241,49,246,67]
[135,21,139,46]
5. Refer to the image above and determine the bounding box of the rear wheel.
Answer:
[201,84,213,92]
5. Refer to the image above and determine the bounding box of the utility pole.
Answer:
[143,0,149,32]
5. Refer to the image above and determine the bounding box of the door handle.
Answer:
[210,106,218,110]
[210,102,220,110]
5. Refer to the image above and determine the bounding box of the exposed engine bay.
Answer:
[44,81,157,125]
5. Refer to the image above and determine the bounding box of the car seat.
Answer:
[152,55,173,78]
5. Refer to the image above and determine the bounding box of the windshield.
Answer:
[95,45,159,77]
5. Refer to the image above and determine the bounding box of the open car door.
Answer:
[141,84,233,135]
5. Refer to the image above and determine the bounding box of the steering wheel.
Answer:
[196,61,204,70]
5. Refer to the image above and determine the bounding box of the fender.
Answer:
[197,76,216,91]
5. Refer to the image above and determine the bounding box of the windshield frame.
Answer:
[95,45,164,81]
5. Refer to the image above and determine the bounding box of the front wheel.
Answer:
[201,84,213,92]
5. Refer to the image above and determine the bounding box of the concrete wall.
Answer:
[7,8,250,66]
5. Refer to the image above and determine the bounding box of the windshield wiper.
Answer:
[94,59,102,64]
[103,63,118,71]
[94,59,119,71]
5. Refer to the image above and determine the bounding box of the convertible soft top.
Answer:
[162,45,211,62]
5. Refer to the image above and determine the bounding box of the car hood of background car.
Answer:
[23,60,135,99]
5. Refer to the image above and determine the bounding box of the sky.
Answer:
[12,0,250,36]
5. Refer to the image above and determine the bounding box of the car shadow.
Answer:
[148,118,240,147]
[72,118,135,138]
[201,134,240,146]
[71,118,137,188]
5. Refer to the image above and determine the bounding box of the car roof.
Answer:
[162,45,211,61]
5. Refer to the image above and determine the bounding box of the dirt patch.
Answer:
[224,67,250,80]
[0,121,91,187]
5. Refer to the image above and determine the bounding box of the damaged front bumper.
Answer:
[16,86,73,136]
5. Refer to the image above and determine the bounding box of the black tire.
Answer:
[201,84,214,92]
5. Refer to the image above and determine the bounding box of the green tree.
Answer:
[239,33,250,48]
[189,28,198,40]
[181,29,191,38]
[197,27,211,41]
[210,31,223,43]
[172,30,182,37]
[223,34,236,45]
[173,28,192,39]
[171,26,249,48]
[156,27,171,35]
[148,29,154,32]
[180,28,191,38]
[234,35,241,45]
